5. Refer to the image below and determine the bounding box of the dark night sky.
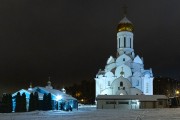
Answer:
[0,0,180,94]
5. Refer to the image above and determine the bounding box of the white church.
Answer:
[95,15,168,109]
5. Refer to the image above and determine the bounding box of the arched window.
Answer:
[120,81,123,87]
[146,83,148,93]
[124,37,126,47]
[136,80,139,86]
[108,81,110,86]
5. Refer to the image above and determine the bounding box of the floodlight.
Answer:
[56,95,62,101]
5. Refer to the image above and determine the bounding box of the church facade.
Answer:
[95,15,169,109]
[95,16,153,97]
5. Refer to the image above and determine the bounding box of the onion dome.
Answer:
[117,16,134,32]
[61,88,66,93]
[47,80,51,86]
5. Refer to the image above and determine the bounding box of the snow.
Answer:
[1,105,180,120]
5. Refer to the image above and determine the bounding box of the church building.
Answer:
[12,79,77,111]
[95,15,153,96]
[95,14,168,109]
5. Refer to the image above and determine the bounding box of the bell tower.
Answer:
[116,9,135,58]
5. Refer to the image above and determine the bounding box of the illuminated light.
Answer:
[56,95,62,101]
[120,93,124,95]
[81,99,84,102]
[176,90,179,94]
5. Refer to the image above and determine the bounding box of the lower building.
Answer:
[96,95,168,109]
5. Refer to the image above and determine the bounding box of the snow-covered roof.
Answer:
[12,89,30,97]
[107,56,115,64]
[37,87,76,100]
[96,69,105,76]
[96,95,168,101]
[12,87,77,101]
[133,55,143,64]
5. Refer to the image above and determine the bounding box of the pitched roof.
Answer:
[12,87,77,101]
[37,87,77,100]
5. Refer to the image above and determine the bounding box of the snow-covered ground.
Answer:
[0,105,180,120]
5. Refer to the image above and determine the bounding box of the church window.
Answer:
[123,58,125,61]
[108,81,110,86]
[118,101,128,104]
[124,37,126,47]
[106,101,116,104]
[120,82,123,87]
[136,80,139,86]
[146,83,148,93]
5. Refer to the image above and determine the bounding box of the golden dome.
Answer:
[117,16,134,32]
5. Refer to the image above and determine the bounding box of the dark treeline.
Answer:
[29,92,39,111]
[65,80,95,104]
[154,76,180,97]
[0,93,12,113]
[42,93,52,111]
[15,92,27,112]
[0,92,53,113]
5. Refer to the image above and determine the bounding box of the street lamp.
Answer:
[176,90,179,96]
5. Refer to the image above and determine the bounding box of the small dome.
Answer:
[117,16,134,32]
[61,88,66,93]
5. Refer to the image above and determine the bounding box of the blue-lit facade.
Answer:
[12,84,77,111]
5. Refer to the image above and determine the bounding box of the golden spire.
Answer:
[117,5,134,32]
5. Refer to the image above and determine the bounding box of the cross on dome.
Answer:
[120,67,125,76]
[117,6,134,32]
